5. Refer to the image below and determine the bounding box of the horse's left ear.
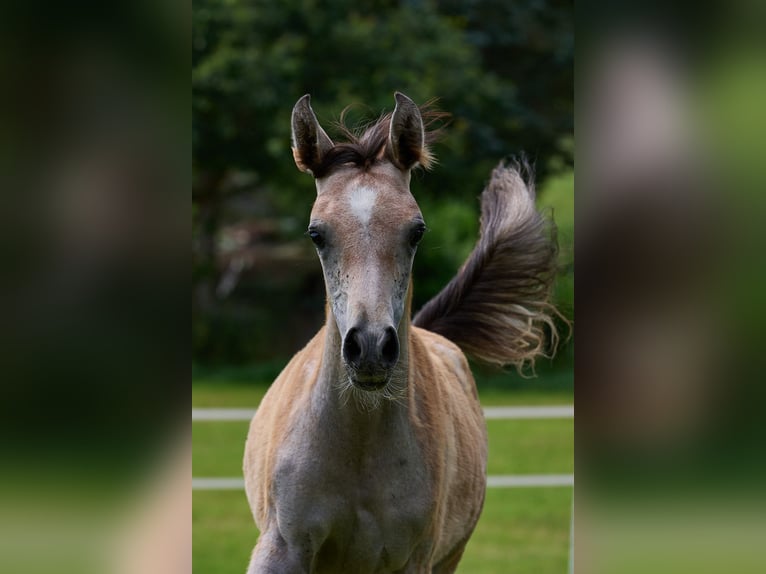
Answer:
[388,92,432,170]
[291,94,334,176]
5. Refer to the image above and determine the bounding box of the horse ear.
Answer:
[388,92,430,170]
[291,94,334,175]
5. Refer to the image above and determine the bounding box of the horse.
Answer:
[243,92,559,573]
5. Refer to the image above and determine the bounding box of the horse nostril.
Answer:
[379,327,399,368]
[343,327,363,368]
[344,326,398,373]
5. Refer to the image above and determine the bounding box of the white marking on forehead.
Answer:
[347,185,377,226]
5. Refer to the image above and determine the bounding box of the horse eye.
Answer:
[409,224,426,248]
[307,228,325,248]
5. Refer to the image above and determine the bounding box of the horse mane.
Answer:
[312,100,448,178]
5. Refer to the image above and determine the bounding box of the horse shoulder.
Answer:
[408,326,488,563]
[410,326,479,408]
[243,328,325,528]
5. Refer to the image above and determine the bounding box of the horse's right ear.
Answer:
[291,94,334,176]
[388,92,433,170]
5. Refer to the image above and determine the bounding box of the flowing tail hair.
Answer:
[413,160,562,371]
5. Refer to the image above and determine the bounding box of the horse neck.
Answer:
[315,281,414,421]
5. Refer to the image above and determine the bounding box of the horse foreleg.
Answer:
[246,527,308,574]
[430,536,471,574]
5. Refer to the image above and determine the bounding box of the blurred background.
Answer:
[192,1,574,573]
[577,1,766,573]
[0,2,188,574]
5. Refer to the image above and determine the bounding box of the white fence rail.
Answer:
[192,405,573,422]
[193,474,573,491]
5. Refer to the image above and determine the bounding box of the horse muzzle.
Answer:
[342,325,400,390]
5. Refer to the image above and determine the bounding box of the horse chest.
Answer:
[271,414,434,571]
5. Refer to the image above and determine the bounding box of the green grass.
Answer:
[193,490,254,574]
[478,388,573,406]
[460,488,572,573]
[487,419,573,475]
[192,382,270,408]
[193,422,250,477]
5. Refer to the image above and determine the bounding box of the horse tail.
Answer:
[412,160,562,370]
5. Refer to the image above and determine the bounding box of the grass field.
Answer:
[192,368,573,573]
